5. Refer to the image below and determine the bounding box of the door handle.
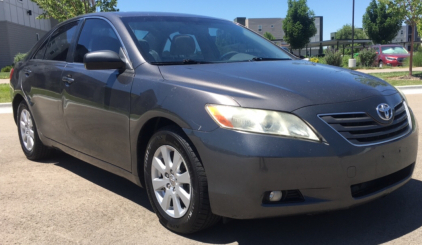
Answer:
[24,69,32,77]
[62,75,74,84]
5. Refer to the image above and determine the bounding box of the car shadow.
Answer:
[42,152,153,213]
[41,153,422,244]
[185,179,422,244]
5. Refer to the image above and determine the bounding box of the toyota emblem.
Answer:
[376,103,393,121]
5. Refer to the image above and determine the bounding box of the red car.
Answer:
[372,45,410,67]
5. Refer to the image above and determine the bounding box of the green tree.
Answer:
[263,32,275,41]
[335,24,368,39]
[363,0,403,44]
[282,0,317,55]
[381,0,422,76]
[32,0,119,22]
[335,24,368,55]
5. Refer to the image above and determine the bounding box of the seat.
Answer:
[137,39,160,62]
[170,35,196,57]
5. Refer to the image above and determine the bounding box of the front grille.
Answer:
[319,102,410,146]
[351,163,414,198]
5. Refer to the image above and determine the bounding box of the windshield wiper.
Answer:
[150,59,214,65]
[251,57,292,61]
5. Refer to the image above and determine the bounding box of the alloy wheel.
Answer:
[151,145,192,218]
[20,109,35,151]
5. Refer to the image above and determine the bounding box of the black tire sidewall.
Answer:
[144,129,202,233]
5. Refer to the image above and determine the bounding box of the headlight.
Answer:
[386,57,396,61]
[206,104,320,141]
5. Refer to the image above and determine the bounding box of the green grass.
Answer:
[0,72,10,79]
[0,84,11,103]
[370,71,422,86]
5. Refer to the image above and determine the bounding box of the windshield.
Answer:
[121,16,292,64]
[381,46,408,55]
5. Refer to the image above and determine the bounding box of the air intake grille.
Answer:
[319,102,410,146]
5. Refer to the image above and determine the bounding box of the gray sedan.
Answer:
[9,12,418,234]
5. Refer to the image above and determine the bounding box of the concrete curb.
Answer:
[0,102,12,108]
[395,85,422,90]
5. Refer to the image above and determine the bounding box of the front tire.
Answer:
[144,126,220,233]
[17,102,51,160]
[379,61,383,68]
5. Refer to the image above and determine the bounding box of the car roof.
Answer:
[82,11,224,20]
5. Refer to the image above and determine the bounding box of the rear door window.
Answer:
[73,19,122,63]
[44,21,79,61]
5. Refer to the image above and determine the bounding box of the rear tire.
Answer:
[144,126,220,234]
[17,101,52,160]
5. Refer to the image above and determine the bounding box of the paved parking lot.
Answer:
[1,94,422,244]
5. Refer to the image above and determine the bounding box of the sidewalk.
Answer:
[356,67,422,74]
[0,79,9,84]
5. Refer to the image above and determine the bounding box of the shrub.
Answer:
[342,55,351,67]
[318,57,326,64]
[359,48,377,67]
[404,52,422,67]
[1,66,12,72]
[310,57,319,63]
[14,53,27,64]
[325,49,342,67]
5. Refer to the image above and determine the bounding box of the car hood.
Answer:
[158,60,398,112]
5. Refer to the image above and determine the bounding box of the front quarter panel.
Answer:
[129,63,239,178]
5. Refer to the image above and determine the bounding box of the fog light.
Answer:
[269,191,283,202]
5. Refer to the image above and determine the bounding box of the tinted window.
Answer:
[33,41,48,60]
[74,19,122,63]
[122,16,292,64]
[44,21,79,61]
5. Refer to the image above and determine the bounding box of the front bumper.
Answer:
[385,59,404,66]
[184,95,418,219]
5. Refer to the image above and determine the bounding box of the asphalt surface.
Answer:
[1,95,422,245]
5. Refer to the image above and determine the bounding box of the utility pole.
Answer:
[349,0,356,68]
[352,0,355,56]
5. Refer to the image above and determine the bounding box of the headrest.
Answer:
[170,35,196,56]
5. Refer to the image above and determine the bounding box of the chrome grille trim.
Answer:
[318,101,411,147]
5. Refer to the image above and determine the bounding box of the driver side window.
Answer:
[74,19,122,63]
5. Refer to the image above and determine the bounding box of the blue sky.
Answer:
[117,0,374,41]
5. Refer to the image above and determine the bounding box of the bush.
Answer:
[310,57,319,63]
[359,48,377,67]
[325,49,342,67]
[1,66,12,72]
[404,52,422,67]
[342,55,351,67]
[318,57,326,64]
[14,53,27,64]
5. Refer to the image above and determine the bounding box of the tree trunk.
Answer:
[410,23,414,76]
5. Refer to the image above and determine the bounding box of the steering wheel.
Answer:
[220,51,239,61]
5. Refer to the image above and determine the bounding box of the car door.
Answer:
[61,18,134,171]
[22,21,80,142]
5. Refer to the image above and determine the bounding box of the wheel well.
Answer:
[136,117,187,186]
[12,94,24,124]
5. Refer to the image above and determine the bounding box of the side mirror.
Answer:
[84,50,126,71]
